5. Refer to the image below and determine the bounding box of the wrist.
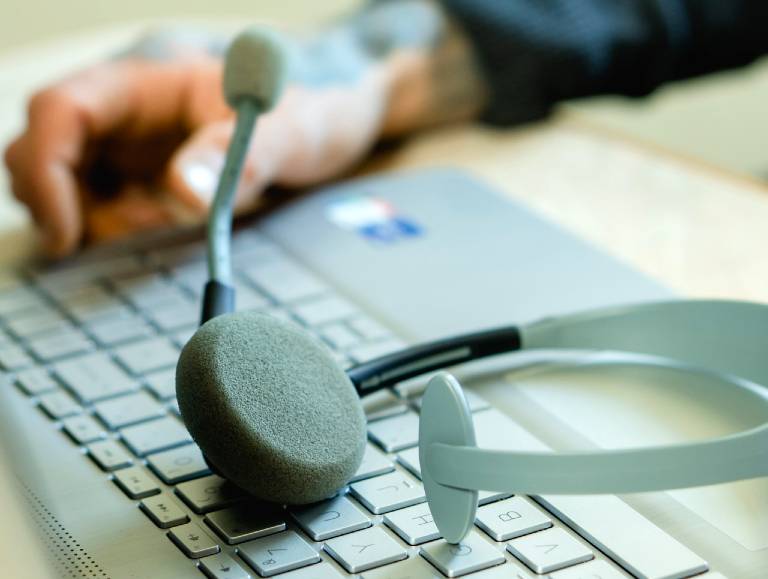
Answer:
[376,3,488,137]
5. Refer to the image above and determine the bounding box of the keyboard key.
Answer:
[367,411,419,452]
[113,337,179,375]
[507,527,593,574]
[87,315,153,347]
[363,389,409,422]
[348,316,391,342]
[112,466,161,499]
[280,562,343,579]
[172,326,197,348]
[147,444,210,484]
[476,497,552,541]
[238,530,320,577]
[121,416,191,456]
[60,286,132,324]
[536,495,708,579]
[242,260,327,304]
[205,503,286,544]
[147,302,198,332]
[144,368,177,400]
[348,339,407,364]
[293,296,357,327]
[88,439,133,471]
[324,526,407,573]
[352,445,395,482]
[199,552,253,579]
[55,352,136,403]
[140,494,189,528]
[549,559,627,579]
[150,242,206,269]
[420,531,506,578]
[95,391,165,429]
[0,344,32,370]
[0,287,45,317]
[169,264,207,297]
[477,490,516,506]
[234,284,270,311]
[5,307,67,338]
[38,390,82,419]
[362,556,445,578]
[35,255,143,291]
[61,414,106,444]
[168,521,220,558]
[383,502,441,545]
[113,272,181,309]
[321,323,362,350]
[395,447,421,478]
[291,495,371,541]
[26,327,92,361]
[176,475,248,514]
[350,471,425,514]
[168,398,182,416]
[15,368,58,395]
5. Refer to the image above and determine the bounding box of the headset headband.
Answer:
[418,300,768,543]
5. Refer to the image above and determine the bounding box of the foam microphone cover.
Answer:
[176,311,366,504]
[223,26,289,110]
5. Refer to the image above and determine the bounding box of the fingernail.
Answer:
[179,149,224,206]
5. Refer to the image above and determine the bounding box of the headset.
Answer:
[175,27,768,545]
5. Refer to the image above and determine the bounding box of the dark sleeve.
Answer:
[438,0,768,125]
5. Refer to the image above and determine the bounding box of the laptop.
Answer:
[0,168,763,578]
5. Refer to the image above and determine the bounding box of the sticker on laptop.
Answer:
[326,196,423,244]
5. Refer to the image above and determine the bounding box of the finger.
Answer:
[164,116,286,214]
[83,184,176,244]
[6,124,84,257]
[9,58,220,256]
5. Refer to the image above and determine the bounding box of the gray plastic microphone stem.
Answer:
[207,100,260,286]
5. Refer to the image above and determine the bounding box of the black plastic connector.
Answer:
[201,280,236,325]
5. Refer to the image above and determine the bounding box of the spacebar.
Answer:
[535,495,708,579]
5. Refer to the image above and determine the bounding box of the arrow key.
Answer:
[507,527,593,574]
[199,552,252,579]
[168,522,220,558]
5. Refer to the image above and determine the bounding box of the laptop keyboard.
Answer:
[0,228,714,579]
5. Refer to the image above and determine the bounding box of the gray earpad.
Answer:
[176,311,366,504]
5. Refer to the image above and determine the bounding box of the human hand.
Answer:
[4,2,485,258]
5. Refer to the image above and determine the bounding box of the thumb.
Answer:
[164,119,275,217]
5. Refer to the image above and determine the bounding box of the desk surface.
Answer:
[2,22,768,300]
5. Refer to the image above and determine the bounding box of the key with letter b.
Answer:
[475,497,552,541]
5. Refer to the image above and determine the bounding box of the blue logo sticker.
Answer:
[326,197,423,244]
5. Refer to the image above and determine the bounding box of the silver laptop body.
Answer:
[0,168,763,578]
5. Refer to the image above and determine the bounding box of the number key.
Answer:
[238,531,320,577]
